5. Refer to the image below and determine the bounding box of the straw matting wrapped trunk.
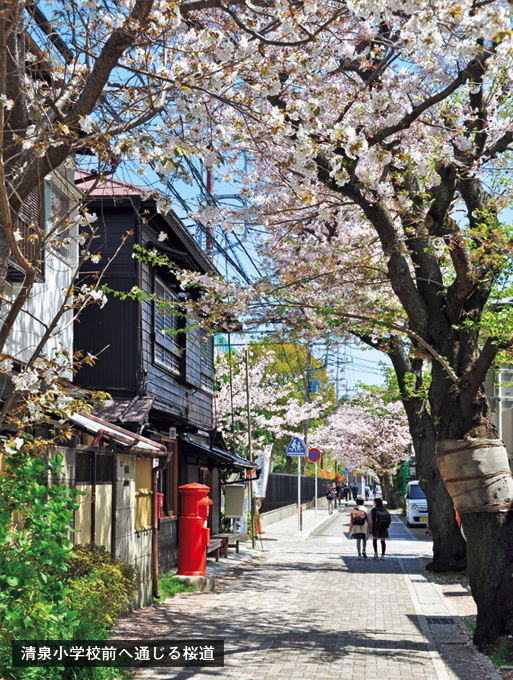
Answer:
[436,438,513,648]
[436,438,513,514]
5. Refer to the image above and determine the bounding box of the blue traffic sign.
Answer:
[308,448,321,463]
[286,436,307,457]
[343,467,350,475]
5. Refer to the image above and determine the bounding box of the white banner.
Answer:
[253,444,273,499]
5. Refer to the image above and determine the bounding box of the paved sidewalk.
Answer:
[137,503,501,680]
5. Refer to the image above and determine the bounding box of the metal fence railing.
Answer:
[260,473,331,514]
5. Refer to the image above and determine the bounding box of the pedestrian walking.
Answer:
[364,484,370,501]
[351,483,358,502]
[349,497,370,559]
[335,483,342,508]
[369,497,392,558]
[326,488,335,515]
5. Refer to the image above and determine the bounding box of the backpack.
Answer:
[352,509,366,526]
[375,507,391,529]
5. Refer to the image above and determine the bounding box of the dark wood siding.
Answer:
[81,206,137,277]
[75,204,213,429]
[139,222,213,430]
[157,517,178,573]
[74,276,139,393]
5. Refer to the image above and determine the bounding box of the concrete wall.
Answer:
[114,452,153,608]
[260,497,327,527]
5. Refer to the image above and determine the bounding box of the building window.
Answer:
[76,451,113,483]
[154,276,184,375]
[8,184,45,281]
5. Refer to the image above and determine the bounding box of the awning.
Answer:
[180,439,256,470]
[71,412,166,455]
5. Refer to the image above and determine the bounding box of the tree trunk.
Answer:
[388,347,467,572]
[412,405,467,572]
[380,470,399,509]
[462,511,513,648]
[432,364,513,649]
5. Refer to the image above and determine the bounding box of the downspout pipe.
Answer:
[91,447,97,544]
[152,447,173,599]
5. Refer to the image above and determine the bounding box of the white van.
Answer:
[405,481,428,527]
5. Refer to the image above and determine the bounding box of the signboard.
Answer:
[308,448,321,463]
[235,496,248,536]
[343,467,350,475]
[286,436,307,457]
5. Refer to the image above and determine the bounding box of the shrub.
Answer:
[66,544,138,634]
[0,456,133,679]
[0,451,79,646]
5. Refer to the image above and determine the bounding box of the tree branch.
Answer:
[368,49,493,147]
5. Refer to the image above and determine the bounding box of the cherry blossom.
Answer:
[311,395,411,481]
[214,347,326,454]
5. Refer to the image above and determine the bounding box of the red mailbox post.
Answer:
[176,482,212,576]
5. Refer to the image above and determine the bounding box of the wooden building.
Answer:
[73,175,254,589]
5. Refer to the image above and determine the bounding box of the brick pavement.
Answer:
[137,503,501,680]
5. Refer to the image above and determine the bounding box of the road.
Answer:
[138,504,500,680]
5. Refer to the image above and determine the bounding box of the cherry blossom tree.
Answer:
[214,345,327,460]
[166,0,513,648]
[312,395,411,508]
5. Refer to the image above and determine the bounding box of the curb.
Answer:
[298,507,343,540]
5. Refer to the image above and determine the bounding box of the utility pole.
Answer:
[245,346,256,549]
[302,345,311,475]
[335,346,340,402]
[228,333,236,452]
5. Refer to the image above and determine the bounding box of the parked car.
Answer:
[405,481,428,527]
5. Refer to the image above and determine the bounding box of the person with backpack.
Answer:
[369,497,391,558]
[326,488,335,515]
[349,497,370,559]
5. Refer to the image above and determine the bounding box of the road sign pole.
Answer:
[315,461,318,520]
[298,456,301,532]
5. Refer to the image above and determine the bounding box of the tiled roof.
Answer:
[75,170,144,197]
[92,397,155,424]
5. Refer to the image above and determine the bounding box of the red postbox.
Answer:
[176,482,213,576]
[156,492,164,519]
